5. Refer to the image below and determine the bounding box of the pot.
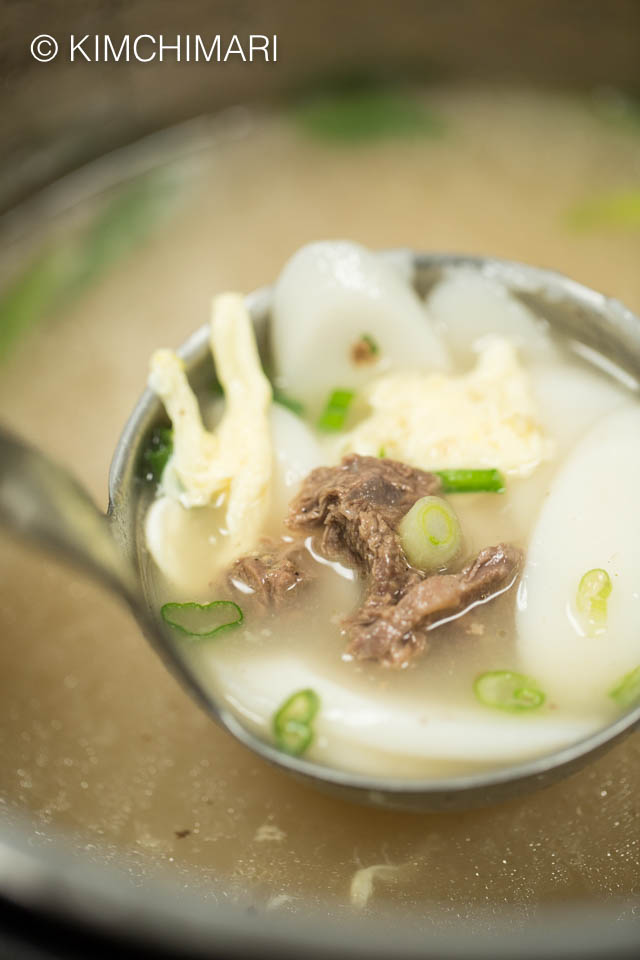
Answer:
[1,2,639,957]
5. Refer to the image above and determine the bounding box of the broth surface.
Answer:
[150,319,633,779]
[1,85,639,920]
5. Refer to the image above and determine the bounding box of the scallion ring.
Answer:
[140,426,173,483]
[160,599,243,639]
[576,568,611,633]
[474,670,546,712]
[273,688,320,756]
[398,495,462,572]
[609,665,640,710]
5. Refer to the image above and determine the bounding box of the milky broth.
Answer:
[146,321,636,779]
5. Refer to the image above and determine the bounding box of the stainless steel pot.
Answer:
[1,2,639,957]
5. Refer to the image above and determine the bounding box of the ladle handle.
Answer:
[0,427,139,604]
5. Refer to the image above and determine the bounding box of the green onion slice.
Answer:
[576,568,611,633]
[436,469,505,494]
[317,389,355,432]
[274,720,313,756]
[474,670,546,712]
[361,333,380,355]
[140,426,173,483]
[160,599,243,638]
[398,495,462,572]
[273,386,305,416]
[609,665,640,710]
[273,688,320,756]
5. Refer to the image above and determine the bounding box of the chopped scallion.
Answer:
[273,688,320,756]
[160,599,243,639]
[474,671,546,712]
[317,389,354,432]
[273,386,305,416]
[378,445,386,458]
[609,665,640,710]
[140,426,173,482]
[361,333,379,355]
[436,469,505,494]
[576,568,611,634]
[398,495,462,572]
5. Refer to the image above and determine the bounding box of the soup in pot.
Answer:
[1,84,639,918]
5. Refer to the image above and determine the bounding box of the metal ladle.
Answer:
[2,252,640,812]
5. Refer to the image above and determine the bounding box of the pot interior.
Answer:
[0,81,639,953]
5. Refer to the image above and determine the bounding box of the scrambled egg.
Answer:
[337,338,551,476]
[147,293,272,574]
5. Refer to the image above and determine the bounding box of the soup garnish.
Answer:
[576,568,612,635]
[160,599,244,639]
[609,665,640,710]
[317,388,355,432]
[435,468,505,494]
[473,671,546,713]
[273,688,321,756]
[397,495,462,572]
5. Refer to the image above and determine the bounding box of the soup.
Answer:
[142,240,639,779]
[1,85,639,917]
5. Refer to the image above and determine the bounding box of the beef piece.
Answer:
[288,454,440,605]
[345,543,523,667]
[229,455,522,669]
[229,454,435,612]
[229,543,308,609]
[289,454,441,532]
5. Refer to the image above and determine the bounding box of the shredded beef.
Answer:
[287,454,440,604]
[288,454,441,532]
[344,542,522,667]
[229,542,308,609]
[229,454,523,666]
